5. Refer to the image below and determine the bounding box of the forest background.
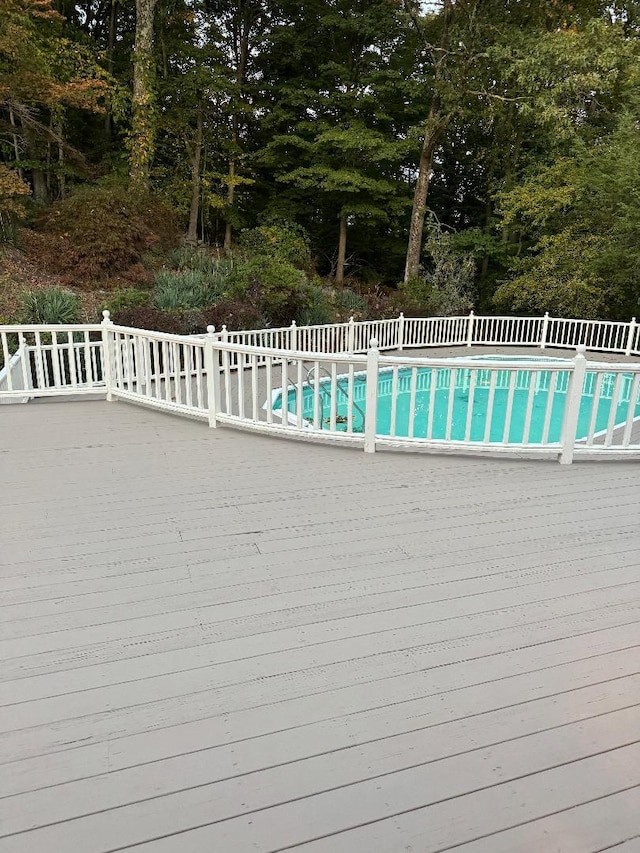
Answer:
[0,0,638,332]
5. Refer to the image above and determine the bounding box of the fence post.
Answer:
[290,320,297,351]
[625,317,636,357]
[348,316,355,354]
[540,312,550,350]
[466,310,475,348]
[204,325,219,429]
[364,337,379,454]
[397,313,405,352]
[559,344,587,465]
[101,310,114,402]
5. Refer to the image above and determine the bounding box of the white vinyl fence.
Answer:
[0,325,105,400]
[2,311,639,463]
[212,312,639,357]
[106,325,209,420]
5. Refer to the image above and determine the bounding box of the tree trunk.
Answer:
[130,0,157,187]
[479,194,492,283]
[222,8,254,252]
[58,131,65,198]
[336,212,347,285]
[104,0,118,138]
[403,105,449,283]
[402,0,455,284]
[223,158,235,251]
[46,139,52,193]
[8,108,22,179]
[32,169,48,203]
[187,110,203,244]
[200,146,208,243]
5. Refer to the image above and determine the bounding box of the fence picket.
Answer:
[2,317,638,462]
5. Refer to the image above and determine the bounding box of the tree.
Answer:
[401,0,480,283]
[399,0,637,287]
[0,0,108,200]
[257,0,415,282]
[153,3,228,244]
[493,114,640,319]
[130,0,158,186]
[209,0,268,250]
[273,128,408,283]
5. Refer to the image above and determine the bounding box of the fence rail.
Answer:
[1,312,638,462]
[0,324,104,400]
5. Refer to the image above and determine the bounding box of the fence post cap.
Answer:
[369,337,379,349]
[544,311,550,317]
[631,317,637,324]
[291,319,297,327]
[399,312,404,319]
[101,309,111,323]
[349,315,355,323]
[206,325,216,335]
[575,344,587,356]
[469,309,474,316]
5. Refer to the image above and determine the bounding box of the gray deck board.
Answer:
[0,398,639,852]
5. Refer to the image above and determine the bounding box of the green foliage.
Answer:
[400,222,474,316]
[168,246,222,275]
[165,249,233,298]
[494,114,640,319]
[297,283,334,326]
[102,288,150,315]
[0,0,109,113]
[332,287,368,319]
[229,255,307,327]
[493,231,605,317]
[4,0,639,318]
[153,270,211,311]
[19,287,80,324]
[239,223,311,270]
[153,254,232,310]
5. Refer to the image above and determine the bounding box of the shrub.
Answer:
[19,288,81,324]
[399,224,474,317]
[153,269,210,310]
[102,288,150,315]
[206,259,233,295]
[168,246,221,275]
[153,267,229,308]
[297,283,334,326]
[356,283,398,319]
[229,256,306,326]
[0,165,29,244]
[0,215,20,246]
[401,274,473,317]
[36,182,179,282]
[114,262,154,289]
[111,302,266,334]
[332,287,368,320]
[109,306,205,335]
[238,222,311,269]
[202,300,265,332]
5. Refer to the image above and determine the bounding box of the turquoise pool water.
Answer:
[274,362,640,444]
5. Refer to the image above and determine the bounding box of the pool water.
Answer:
[274,363,640,444]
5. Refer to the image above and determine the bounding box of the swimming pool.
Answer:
[273,358,640,444]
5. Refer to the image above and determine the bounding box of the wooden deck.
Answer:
[1,398,640,852]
